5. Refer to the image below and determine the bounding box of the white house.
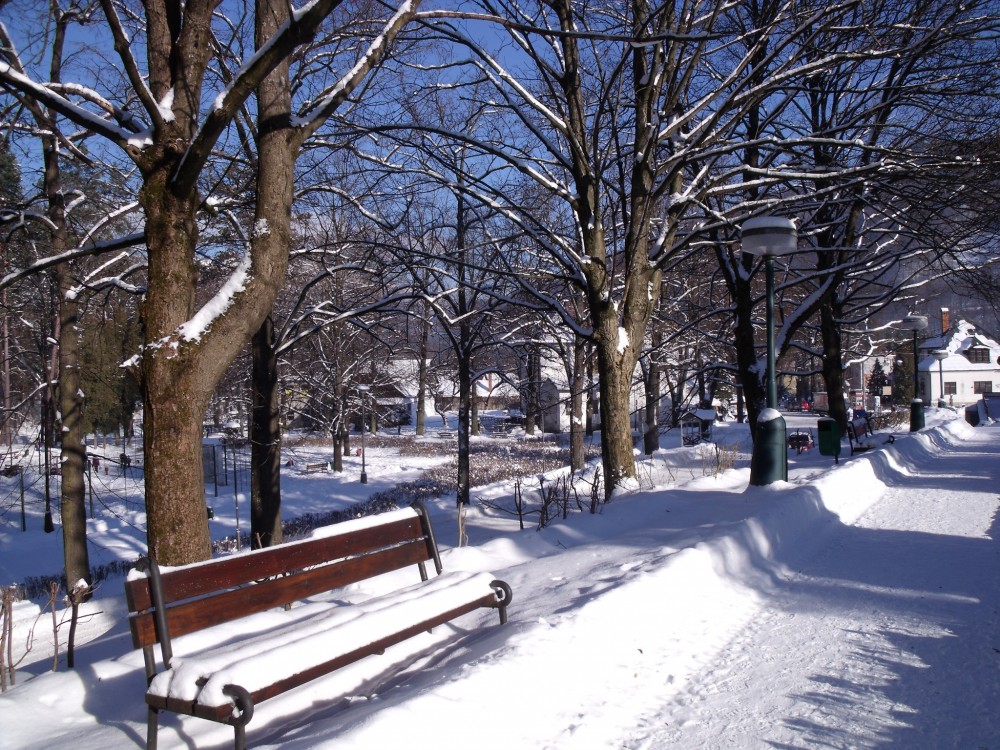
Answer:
[917,316,1000,407]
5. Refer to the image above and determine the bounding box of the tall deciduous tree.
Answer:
[0,141,21,448]
[0,0,418,564]
[0,3,96,596]
[410,0,851,495]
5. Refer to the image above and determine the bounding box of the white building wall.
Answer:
[917,320,1000,406]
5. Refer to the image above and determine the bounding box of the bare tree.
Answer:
[0,3,113,597]
[0,0,419,564]
[395,0,858,495]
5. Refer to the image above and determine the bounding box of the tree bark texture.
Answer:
[416,306,429,436]
[570,336,586,472]
[137,0,321,565]
[643,312,663,455]
[820,303,850,434]
[247,0,296,549]
[57,265,91,595]
[250,317,282,549]
[548,0,665,496]
[457,348,472,506]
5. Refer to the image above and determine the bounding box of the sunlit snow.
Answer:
[0,410,997,749]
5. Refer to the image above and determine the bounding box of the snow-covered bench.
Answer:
[124,503,512,750]
[300,461,328,473]
[845,415,874,455]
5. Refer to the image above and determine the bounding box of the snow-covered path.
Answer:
[3,416,997,750]
[643,429,1000,749]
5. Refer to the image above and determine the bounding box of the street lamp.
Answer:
[931,349,948,408]
[899,314,928,431]
[356,384,370,484]
[741,216,798,485]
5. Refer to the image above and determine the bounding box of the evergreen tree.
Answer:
[0,144,21,206]
[80,302,142,438]
[891,345,915,406]
[867,359,889,401]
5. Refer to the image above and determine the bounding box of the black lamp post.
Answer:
[931,349,948,408]
[357,384,369,484]
[900,314,928,431]
[742,216,797,486]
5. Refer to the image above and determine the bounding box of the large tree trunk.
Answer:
[141,351,214,563]
[548,0,664,496]
[139,183,214,561]
[250,317,282,549]
[1,281,9,446]
[247,0,295,550]
[731,259,767,441]
[642,311,662,455]
[57,266,90,595]
[416,304,429,436]
[524,346,538,436]
[819,303,849,433]
[591,296,647,496]
[137,171,238,563]
[141,0,301,566]
[457,338,472,507]
[569,336,586,472]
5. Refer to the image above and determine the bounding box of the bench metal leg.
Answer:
[491,580,513,625]
[223,684,254,750]
[146,706,159,750]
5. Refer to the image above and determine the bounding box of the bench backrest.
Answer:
[125,505,440,650]
[847,417,873,441]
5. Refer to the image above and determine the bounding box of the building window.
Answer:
[973,381,993,394]
[944,382,957,395]
[967,348,990,364]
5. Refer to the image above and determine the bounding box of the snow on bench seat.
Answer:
[148,570,499,708]
[125,502,512,750]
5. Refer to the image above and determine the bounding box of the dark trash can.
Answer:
[817,418,841,462]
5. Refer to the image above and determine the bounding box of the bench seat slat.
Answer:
[146,571,500,710]
[127,504,511,750]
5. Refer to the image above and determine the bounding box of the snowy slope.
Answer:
[0,413,997,750]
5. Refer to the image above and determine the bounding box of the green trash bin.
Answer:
[817,418,841,462]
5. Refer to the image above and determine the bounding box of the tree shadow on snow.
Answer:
[763,467,1000,748]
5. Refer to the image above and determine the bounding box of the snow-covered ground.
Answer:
[0,410,997,749]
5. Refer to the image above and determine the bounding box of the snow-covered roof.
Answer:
[433,372,520,400]
[918,320,999,373]
[383,359,422,398]
[681,408,717,422]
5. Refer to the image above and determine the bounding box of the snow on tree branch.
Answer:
[292,0,420,143]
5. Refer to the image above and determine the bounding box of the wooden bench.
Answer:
[437,430,457,441]
[845,415,874,455]
[125,503,512,750]
[301,461,328,473]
